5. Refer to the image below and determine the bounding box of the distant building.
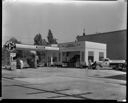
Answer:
[77,29,127,60]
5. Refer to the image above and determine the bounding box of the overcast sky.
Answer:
[2,0,127,45]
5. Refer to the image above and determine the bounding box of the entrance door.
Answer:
[88,51,94,62]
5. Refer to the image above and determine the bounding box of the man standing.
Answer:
[88,59,92,69]
[20,59,24,69]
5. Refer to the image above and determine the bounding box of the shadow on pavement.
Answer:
[4,84,92,99]
[101,74,126,80]
[47,92,92,99]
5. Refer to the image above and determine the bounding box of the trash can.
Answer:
[11,61,16,71]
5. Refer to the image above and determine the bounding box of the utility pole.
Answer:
[83,28,86,36]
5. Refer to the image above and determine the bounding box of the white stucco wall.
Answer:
[59,41,106,66]
[85,41,107,65]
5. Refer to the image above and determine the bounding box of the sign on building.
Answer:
[4,41,16,52]
[10,53,16,57]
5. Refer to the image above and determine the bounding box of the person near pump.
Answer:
[16,58,24,69]
[91,61,97,69]
[88,59,93,69]
[20,59,24,69]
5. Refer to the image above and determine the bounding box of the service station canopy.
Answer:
[4,41,59,52]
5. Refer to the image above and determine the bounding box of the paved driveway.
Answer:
[2,67,126,100]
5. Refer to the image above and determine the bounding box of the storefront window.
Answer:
[99,52,104,61]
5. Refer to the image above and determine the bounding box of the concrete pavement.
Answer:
[2,67,126,100]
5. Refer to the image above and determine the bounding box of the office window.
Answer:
[99,52,104,61]
[88,51,94,62]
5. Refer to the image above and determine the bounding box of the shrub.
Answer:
[26,54,35,68]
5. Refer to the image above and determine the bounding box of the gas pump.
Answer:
[10,53,17,70]
[4,41,17,70]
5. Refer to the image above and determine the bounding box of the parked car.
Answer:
[96,58,126,70]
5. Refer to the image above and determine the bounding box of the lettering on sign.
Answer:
[66,43,75,47]
[61,43,81,48]
[36,46,45,50]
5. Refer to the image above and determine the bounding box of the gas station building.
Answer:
[57,41,106,67]
[8,40,106,68]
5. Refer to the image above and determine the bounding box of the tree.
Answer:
[34,33,47,64]
[34,33,43,45]
[76,35,80,41]
[47,29,57,44]
[8,37,21,44]
[42,39,48,46]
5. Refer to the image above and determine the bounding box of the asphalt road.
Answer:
[2,67,126,100]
